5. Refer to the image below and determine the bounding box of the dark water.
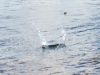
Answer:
[0,0,100,75]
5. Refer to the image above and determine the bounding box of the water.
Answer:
[0,0,100,75]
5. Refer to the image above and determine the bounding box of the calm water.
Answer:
[0,0,100,75]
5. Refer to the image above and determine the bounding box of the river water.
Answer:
[0,0,100,75]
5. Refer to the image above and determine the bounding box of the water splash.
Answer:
[33,23,66,49]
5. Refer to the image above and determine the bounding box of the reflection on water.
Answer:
[0,0,100,75]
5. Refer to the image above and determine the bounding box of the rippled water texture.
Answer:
[0,0,100,75]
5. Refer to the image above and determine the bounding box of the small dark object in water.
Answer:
[64,12,67,15]
[42,43,66,49]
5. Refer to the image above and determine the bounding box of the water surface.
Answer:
[0,0,100,75]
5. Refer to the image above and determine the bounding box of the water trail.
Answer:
[32,23,47,45]
[61,24,66,43]
[54,22,66,50]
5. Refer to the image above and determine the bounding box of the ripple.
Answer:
[0,15,16,20]
[0,27,7,29]
[0,70,4,73]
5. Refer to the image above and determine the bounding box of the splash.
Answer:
[33,23,66,49]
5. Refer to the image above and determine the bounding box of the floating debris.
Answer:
[64,12,67,15]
